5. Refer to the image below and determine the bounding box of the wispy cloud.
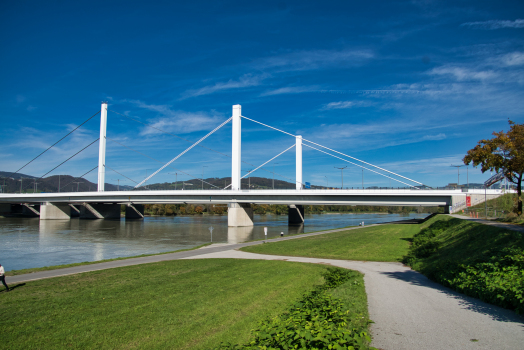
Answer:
[260,86,319,97]
[501,52,524,66]
[124,99,225,135]
[461,19,524,30]
[429,66,497,81]
[181,74,265,99]
[322,101,371,110]
[252,49,374,72]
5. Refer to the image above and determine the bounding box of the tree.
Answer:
[463,120,524,214]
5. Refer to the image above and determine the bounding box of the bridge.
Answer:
[0,103,504,225]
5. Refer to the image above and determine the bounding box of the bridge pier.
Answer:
[228,203,254,227]
[80,203,121,219]
[40,202,71,220]
[288,205,305,225]
[125,204,144,219]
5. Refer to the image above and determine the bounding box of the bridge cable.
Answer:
[59,166,99,192]
[223,144,299,189]
[303,143,419,189]
[9,110,100,179]
[106,137,220,189]
[106,165,139,185]
[109,109,298,187]
[134,117,233,188]
[241,115,425,186]
[22,138,100,192]
[108,109,233,160]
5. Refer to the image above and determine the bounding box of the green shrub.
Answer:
[213,268,376,350]
[403,217,524,314]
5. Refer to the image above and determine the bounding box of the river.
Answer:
[1,212,427,271]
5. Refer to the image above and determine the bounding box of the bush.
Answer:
[403,218,524,314]
[213,268,375,350]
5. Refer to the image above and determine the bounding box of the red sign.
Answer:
[466,196,471,207]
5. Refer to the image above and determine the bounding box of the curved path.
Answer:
[6,224,524,350]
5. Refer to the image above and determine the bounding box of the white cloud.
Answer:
[181,74,264,99]
[421,133,446,141]
[260,86,319,96]
[501,52,524,66]
[323,101,356,110]
[429,66,497,81]
[253,49,374,72]
[461,19,524,30]
[142,112,223,136]
[118,99,226,135]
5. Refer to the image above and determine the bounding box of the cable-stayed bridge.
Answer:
[0,103,503,226]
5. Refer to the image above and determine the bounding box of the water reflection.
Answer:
[1,212,428,271]
[227,226,254,244]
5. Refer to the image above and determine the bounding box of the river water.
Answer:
[0,213,427,271]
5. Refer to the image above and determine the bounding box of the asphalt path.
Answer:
[5,219,524,350]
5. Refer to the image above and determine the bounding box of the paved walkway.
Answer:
[5,220,524,350]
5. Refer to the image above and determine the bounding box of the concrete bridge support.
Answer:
[288,205,305,225]
[125,204,144,219]
[228,203,253,227]
[40,202,71,220]
[80,203,121,219]
[70,204,81,217]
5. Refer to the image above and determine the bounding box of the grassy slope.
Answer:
[1,259,333,350]
[241,224,422,261]
[406,215,524,275]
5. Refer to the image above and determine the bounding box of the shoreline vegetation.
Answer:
[140,203,443,216]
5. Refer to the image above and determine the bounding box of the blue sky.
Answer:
[1,0,523,189]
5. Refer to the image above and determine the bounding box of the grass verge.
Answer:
[4,243,212,276]
[240,223,423,262]
[2,259,332,349]
[214,267,374,350]
[403,215,524,314]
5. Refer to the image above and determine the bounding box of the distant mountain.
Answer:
[0,172,129,193]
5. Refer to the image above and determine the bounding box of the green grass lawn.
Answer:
[1,258,370,350]
[240,223,423,261]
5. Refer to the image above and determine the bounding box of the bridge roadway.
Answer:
[0,188,493,206]
[0,188,504,224]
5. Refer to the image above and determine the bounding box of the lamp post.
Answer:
[18,178,23,193]
[325,176,328,188]
[334,166,347,189]
[169,173,178,190]
[145,169,153,190]
[73,182,82,192]
[450,164,464,187]
[272,163,279,190]
[202,166,208,190]
[362,169,364,189]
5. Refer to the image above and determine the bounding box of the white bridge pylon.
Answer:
[97,103,425,192]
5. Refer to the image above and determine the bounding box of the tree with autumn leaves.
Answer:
[463,120,524,215]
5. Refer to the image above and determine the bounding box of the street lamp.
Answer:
[73,182,82,192]
[169,173,178,190]
[244,169,253,189]
[202,166,208,190]
[272,163,279,190]
[18,178,23,193]
[450,164,464,187]
[325,176,328,188]
[334,166,347,189]
[144,169,153,190]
